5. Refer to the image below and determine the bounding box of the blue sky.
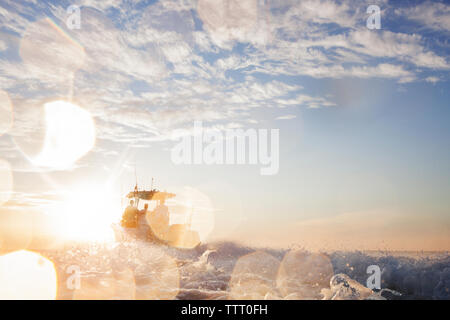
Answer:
[0,0,449,250]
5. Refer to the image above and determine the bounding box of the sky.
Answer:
[0,0,449,251]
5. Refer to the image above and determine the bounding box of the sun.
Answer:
[54,184,122,242]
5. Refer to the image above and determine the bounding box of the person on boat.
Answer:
[155,198,169,222]
[148,198,170,240]
[139,203,149,218]
[121,200,138,228]
[136,203,150,239]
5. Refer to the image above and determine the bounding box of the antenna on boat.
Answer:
[134,166,138,190]
[185,202,193,230]
[133,164,140,207]
[188,205,193,230]
[151,177,154,190]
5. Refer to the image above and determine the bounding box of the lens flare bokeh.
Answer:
[32,100,96,169]
[147,186,215,249]
[229,251,280,299]
[276,250,334,299]
[0,250,57,299]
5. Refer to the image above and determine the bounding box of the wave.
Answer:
[41,240,449,300]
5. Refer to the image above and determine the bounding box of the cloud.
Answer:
[0,39,7,51]
[348,63,416,82]
[277,0,360,29]
[425,76,441,84]
[0,0,448,154]
[396,1,450,32]
[274,93,336,109]
[197,0,271,49]
[245,28,448,81]
[276,115,296,120]
[348,30,449,69]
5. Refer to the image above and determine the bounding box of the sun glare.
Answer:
[53,185,121,242]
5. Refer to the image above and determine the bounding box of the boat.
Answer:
[113,182,201,249]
